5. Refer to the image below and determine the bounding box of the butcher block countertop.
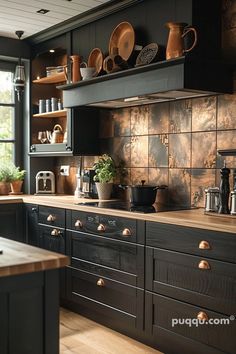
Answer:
[0,237,69,277]
[1,195,236,234]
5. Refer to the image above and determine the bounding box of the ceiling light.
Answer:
[37,9,50,14]
[49,49,55,53]
[14,30,25,102]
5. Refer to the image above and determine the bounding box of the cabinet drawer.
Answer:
[38,225,65,254]
[67,267,144,331]
[68,210,144,244]
[145,292,236,354]
[146,221,236,263]
[38,206,65,228]
[67,230,144,288]
[146,247,236,315]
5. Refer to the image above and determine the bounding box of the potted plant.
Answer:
[9,165,26,194]
[93,154,116,200]
[0,164,12,195]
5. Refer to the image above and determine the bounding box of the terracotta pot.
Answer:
[95,182,113,200]
[10,180,23,194]
[0,182,10,195]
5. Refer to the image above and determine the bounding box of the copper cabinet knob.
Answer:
[197,311,209,322]
[51,229,61,236]
[96,278,105,287]
[97,224,106,232]
[47,214,56,222]
[198,260,211,270]
[75,220,83,228]
[122,228,131,237]
[199,240,211,250]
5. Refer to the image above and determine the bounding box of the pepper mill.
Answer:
[218,163,230,214]
[70,55,82,82]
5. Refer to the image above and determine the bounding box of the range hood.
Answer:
[58,56,233,109]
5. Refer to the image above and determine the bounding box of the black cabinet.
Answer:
[145,221,236,354]
[0,203,24,242]
[65,209,145,338]
[24,203,38,246]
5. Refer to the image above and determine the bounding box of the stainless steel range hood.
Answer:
[58,56,232,109]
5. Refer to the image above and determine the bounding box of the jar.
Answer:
[51,97,58,111]
[39,99,46,114]
[46,99,51,112]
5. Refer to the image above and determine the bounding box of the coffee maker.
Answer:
[75,169,97,198]
[35,171,55,194]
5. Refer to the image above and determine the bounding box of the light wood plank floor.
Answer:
[60,307,162,354]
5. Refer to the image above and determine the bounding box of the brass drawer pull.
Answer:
[122,228,132,237]
[97,224,106,232]
[51,229,61,236]
[198,260,211,270]
[47,214,55,222]
[96,278,105,287]
[199,240,211,250]
[197,311,208,322]
[75,220,83,228]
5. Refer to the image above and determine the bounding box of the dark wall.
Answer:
[0,36,30,60]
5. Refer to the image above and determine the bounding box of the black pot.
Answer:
[120,180,167,206]
[130,183,157,206]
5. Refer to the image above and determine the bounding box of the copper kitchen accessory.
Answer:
[109,22,135,61]
[103,47,120,74]
[88,48,104,76]
[165,22,197,60]
[46,124,64,144]
[70,55,82,82]
[135,43,159,66]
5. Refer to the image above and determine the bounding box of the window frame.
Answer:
[0,60,21,165]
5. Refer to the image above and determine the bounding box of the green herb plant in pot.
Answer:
[9,165,26,194]
[93,154,116,200]
[0,164,12,195]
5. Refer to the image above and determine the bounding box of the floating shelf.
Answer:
[218,149,236,156]
[33,72,67,84]
[33,109,67,118]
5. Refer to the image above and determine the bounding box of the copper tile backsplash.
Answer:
[56,92,236,208]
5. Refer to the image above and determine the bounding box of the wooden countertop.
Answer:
[0,237,69,277]
[1,195,236,234]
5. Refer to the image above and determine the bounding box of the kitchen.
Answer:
[0,0,235,353]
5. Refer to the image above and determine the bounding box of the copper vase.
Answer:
[70,55,82,82]
[165,22,197,60]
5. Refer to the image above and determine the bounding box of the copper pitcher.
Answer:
[165,22,197,60]
[46,124,64,144]
[70,55,82,82]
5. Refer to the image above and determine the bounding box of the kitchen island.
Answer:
[0,236,69,354]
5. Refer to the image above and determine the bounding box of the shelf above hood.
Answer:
[58,56,233,109]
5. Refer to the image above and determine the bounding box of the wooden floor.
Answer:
[60,307,162,354]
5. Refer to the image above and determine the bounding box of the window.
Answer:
[0,64,17,164]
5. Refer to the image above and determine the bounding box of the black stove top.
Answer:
[75,200,189,214]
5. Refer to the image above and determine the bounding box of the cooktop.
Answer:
[75,200,189,214]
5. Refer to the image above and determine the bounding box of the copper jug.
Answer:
[70,55,82,82]
[165,22,197,60]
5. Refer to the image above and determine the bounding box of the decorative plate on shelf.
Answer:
[88,48,104,76]
[109,22,135,60]
[135,43,159,66]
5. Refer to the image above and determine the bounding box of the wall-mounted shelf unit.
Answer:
[218,150,236,156]
[33,72,67,84]
[33,109,67,119]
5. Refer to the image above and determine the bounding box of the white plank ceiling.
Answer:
[0,0,110,39]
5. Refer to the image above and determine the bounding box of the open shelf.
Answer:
[33,109,67,118]
[33,72,67,84]
[218,149,236,156]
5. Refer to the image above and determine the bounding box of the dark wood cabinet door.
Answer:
[146,247,236,315]
[38,206,65,228]
[67,230,144,288]
[146,221,236,263]
[145,292,236,354]
[24,203,39,246]
[38,225,65,254]
[0,203,24,242]
[69,210,145,244]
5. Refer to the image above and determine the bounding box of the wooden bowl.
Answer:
[109,22,135,60]
[88,48,104,76]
